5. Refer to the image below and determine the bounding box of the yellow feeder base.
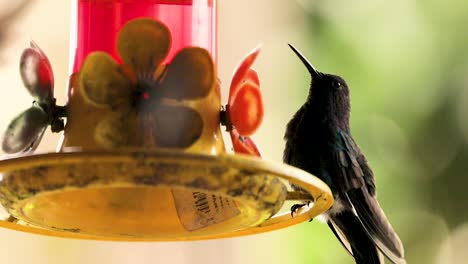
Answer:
[0,150,333,241]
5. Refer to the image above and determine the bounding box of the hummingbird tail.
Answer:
[329,210,384,264]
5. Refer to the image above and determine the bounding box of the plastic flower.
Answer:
[2,41,65,154]
[222,47,264,156]
[78,18,214,149]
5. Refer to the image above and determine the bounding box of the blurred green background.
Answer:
[0,0,467,263]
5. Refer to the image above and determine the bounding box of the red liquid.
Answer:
[70,0,217,72]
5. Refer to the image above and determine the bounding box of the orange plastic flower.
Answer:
[224,46,264,157]
[78,18,215,149]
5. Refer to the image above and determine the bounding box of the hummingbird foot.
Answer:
[290,201,313,219]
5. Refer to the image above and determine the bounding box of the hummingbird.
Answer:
[284,44,405,264]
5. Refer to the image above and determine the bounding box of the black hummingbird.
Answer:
[284,44,405,264]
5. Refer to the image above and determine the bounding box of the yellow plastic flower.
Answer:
[78,18,215,149]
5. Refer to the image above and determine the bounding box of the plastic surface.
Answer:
[71,0,216,72]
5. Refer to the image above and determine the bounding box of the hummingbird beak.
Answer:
[288,43,322,79]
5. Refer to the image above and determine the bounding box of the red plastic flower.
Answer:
[2,41,65,154]
[222,47,264,157]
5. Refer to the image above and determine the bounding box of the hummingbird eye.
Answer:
[332,80,341,90]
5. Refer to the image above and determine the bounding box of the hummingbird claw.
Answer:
[290,203,306,218]
[290,202,314,221]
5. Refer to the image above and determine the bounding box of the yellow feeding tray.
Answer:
[0,150,333,241]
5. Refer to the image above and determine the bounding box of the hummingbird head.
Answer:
[288,44,351,129]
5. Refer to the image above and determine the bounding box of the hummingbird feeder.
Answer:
[0,0,333,241]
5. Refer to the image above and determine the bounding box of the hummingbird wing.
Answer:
[334,131,375,194]
[336,131,406,264]
[345,190,406,264]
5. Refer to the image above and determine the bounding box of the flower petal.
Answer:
[229,46,261,101]
[94,110,139,148]
[2,106,48,153]
[79,52,133,107]
[20,41,54,101]
[117,18,171,75]
[229,68,260,106]
[229,80,264,136]
[152,105,203,148]
[246,68,260,87]
[160,47,214,100]
[230,129,261,157]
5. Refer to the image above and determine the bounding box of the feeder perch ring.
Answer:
[0,150,333,241]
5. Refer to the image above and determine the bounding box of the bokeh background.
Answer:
[0,0,467,263]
